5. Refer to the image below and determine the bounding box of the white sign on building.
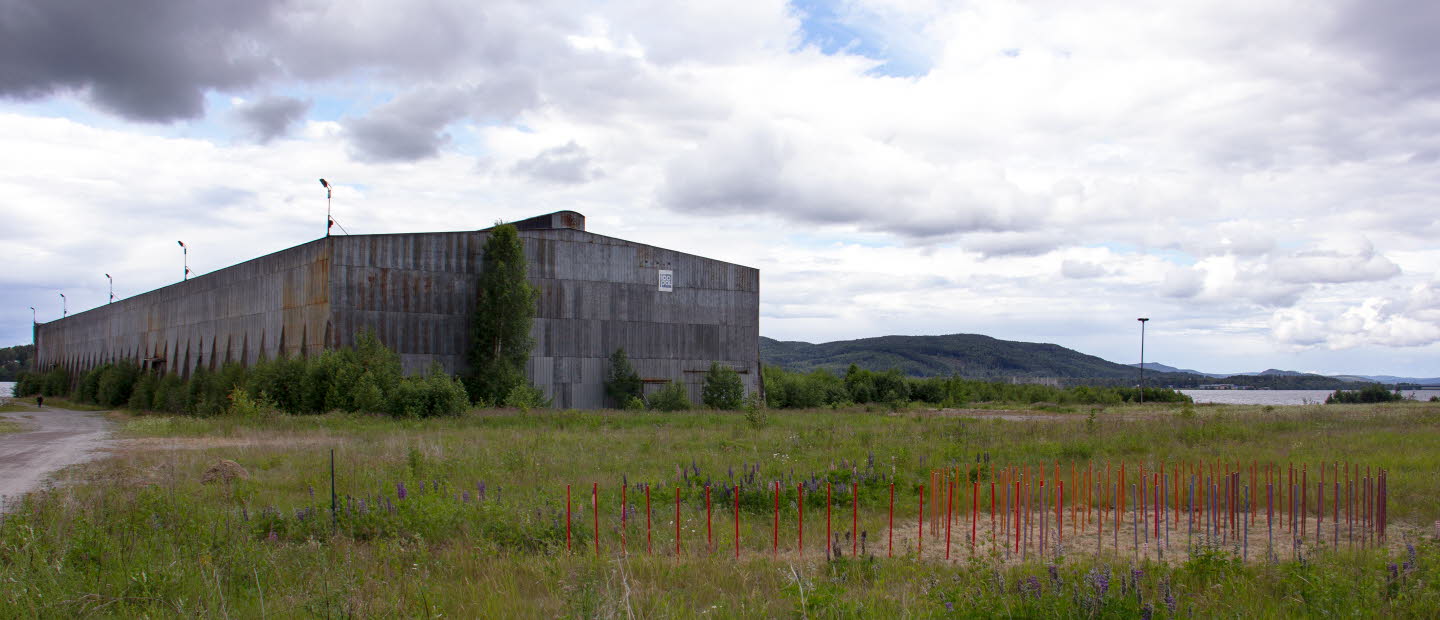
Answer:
[658,269,673,292]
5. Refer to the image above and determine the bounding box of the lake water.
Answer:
[0,381,12,398]
[1180,389,1437,405]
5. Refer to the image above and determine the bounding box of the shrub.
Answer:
[648,381,691,412]
[95,361,140,407]
[701,362,744,410]
[502,384,551,412]
[128,373,157,410]
[623,396,646,411]
[227,387,278,419]
[604,348,642,407]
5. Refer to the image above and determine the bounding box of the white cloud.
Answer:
[3,0,1440,377]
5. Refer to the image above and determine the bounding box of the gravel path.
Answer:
[0,406,112,513]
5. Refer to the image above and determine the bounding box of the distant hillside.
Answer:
[762,334,1144,379]
[761,334,1372,389]
[1129,362,1213,376]
[0,343,33,381]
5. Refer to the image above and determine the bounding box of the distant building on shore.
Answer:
[33,211,760,408]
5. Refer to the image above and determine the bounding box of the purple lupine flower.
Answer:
[1404,544,1417,573]
[1019,576,1042,599]
[308,485,314,499]
[1086,566,1112,597]
[944,601,954,612]
[462,491,471,503]
[268,530,278,542]
[397,481,408,500]
[358,499,367,514]
[1388,563,1399,582]
[1141,604,1154,620]
[1131,567,1144,591]
[432,480,440,492]
[1048,565,1061,586]
[1163,581,1177,614]
[478,482,487,500]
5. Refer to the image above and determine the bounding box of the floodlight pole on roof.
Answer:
[105,273,114,303]
[59,292,66,318]
[320,178,332,237]
[178,240,189,281]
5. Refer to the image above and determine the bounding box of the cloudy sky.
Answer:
[2,0,1438,377]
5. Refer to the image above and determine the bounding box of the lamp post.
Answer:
[178,241,190,281]
[1137,317,1149,403]
[29,306,35,324]
[105,273,114,303]
[59,293,66,318]
[320,178,332,237]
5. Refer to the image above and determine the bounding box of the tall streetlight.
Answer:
[105,273,114,303]
[29,306,36,324]
[178,241,190,281]
[320,178,332,237]
[59,292,67,318]
[1137,317,1150,404]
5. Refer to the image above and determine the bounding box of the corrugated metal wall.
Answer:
[35,222,761,410]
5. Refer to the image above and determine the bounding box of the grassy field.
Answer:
[1,401,1438,617]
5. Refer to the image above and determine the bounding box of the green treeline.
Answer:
[15,331,469,417]
[762,363,1191,409]
[0,344,33,381]
[1325,384,1406,404]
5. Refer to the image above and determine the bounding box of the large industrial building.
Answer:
[32,212,761,409]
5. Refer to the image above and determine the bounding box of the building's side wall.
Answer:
[328,228,761,409]
[327,232,480,375]
[34,240,332,379]
[524,228,761,409]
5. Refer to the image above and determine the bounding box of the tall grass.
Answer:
[1,401,1437,616]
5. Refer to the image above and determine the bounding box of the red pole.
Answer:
[945,477,953,560]
[566,484,572,552]
[887,483,894,557]
[1153,473,1160,540]
[733,484,740,559]
[773,481,780,558]
[675,487,681,557]
[646,484,652,555]
[706,485,712,553]
[593,482,599,556]
[1057,480,1063,544]
[1014,479,1021,553]
[798,483,805,556]
[972,481,979,547]
[918,483,924,556]
[852,481,859,557]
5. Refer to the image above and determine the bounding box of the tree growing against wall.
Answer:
[466,223,538,404]
[604,348,642,407]
[701,362,744,410]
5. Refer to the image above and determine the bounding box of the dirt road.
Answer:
[0,406,111,512]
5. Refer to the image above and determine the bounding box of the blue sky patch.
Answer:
[789,0,932,78]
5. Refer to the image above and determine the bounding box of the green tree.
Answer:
[647,381,691,412]
[701,362,744,410]
[466,223,539,403]
[604,348,642,407]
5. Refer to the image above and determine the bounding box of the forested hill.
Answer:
[0,344,33,381]
[759,334,1371,389]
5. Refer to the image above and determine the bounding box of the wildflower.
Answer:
[1141,604,1154,620]
[478,481,487,500]
[945,601,954,612]
[1048,564,1061,587]
[1019,575,1042,599]
[432,480,439,492]
[1403,544,1417,573]
[1163,579,1177,614]
[1388,563,1399,582]
[241,505,249,521]
[308,485,315,499]
[462,491,471,503]
[268,530,278,542]
[397,481,408,500]
[1085,565,1112,597]
[358,499,367,514]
